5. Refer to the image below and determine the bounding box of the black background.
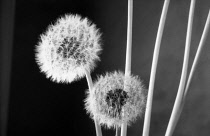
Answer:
[5,0,210,136]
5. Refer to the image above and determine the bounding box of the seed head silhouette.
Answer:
[85,71,146,128]
[35,14,102,83]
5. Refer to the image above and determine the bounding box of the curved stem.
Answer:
[184,10,210,99]
[142,0,170,136]
[166,9,210,136]
[85,69,102,136]
[165,0,196,136]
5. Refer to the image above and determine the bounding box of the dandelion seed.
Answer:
[85,71,146,128]
[35,14,102,83]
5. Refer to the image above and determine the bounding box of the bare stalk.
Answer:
[116,126,120,136]
[165,0,196,136]
[142,0,170,136]
[85,69,102,136]
[184,10,210,99]
[166,9,210,136]
[121,0,133,136]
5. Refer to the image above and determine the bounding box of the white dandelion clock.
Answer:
[85,71,147,128]
[35,14,102,83]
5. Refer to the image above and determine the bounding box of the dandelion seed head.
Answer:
[85,71,147,128]
[35,14,102,83]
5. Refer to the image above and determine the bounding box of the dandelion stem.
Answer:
[124,0,133,76]
[184,10,210,99]
[85,69,102,136]
[142,0,170,136]
[165,9,210,136]
[116,126,120,136]
[165,0,196,136]
[121,0,133,136]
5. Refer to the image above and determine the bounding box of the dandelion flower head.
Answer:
[85,71,146,128]
[35,14,102,83]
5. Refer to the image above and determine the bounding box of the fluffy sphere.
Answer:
[35,14,102,83]
[85,71,147,128]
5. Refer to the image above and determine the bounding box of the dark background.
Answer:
[1,0,210,136]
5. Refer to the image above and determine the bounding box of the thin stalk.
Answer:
[116,126,120,136]
[124,0,133,76]
[184,10,210,99]
[142,0,170,136]
[121,0,133,136]
[165,0,196,136]
[85,69,102,136]
[166,9,210,136]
